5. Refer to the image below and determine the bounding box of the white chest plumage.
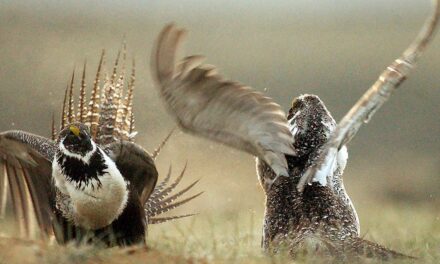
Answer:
[52,146,128,230]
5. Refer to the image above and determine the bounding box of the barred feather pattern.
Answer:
[55,49,137,143]
[67,70,76,124]
[96,50,137,144]
[53,48,192,226]
[87,50,105,139]
[61,85,69,129]
[98,73,119,145]
[112,44,127,140]
[145,165,202,224]
[113,75,126,139]
[121,59,136,141]
[128,112,136,142]
[77,62,88,123]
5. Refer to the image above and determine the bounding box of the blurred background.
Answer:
[0,0,439,231]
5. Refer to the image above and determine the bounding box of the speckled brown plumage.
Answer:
[257,95,410,260]
[149,21,440,260]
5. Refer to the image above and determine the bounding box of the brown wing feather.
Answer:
[151,24,295,176]
[0,131,56,239]
[297,0,440,192]
[12,165,33,237]
[3,161,26,236]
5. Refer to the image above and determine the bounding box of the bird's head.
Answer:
[58,123,96,159]
[287,94,336,157]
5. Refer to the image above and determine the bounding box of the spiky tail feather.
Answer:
[151,127,176,160]
[57,47,136,144]
[145,164,201,224]
[67,69,76,124]
[149,213,196,224]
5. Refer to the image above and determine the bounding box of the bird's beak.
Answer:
[69,126,80,137]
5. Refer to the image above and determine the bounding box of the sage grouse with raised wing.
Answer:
[150,2,439,258]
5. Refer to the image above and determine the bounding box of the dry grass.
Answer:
[0,2,439,264]
[0,203,438,264]
[0,237,199,264]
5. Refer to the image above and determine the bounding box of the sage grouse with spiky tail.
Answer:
[150,6,440,258]
[0,49,201,247]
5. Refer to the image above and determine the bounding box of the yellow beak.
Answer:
[69,126,80,137]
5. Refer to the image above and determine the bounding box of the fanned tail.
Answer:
[55,46,137,143]
[97,45,137,145]
[145,164,201,224]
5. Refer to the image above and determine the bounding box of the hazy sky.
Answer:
[0,0,439,210]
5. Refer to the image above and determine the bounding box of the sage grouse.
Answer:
[150,2,439,259]
[0,50,201,247]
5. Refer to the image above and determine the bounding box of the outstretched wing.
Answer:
[297,0,440,192]
[151,24,296,177]
[0,131,56,239]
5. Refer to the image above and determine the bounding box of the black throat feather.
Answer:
[57,149,108,191]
